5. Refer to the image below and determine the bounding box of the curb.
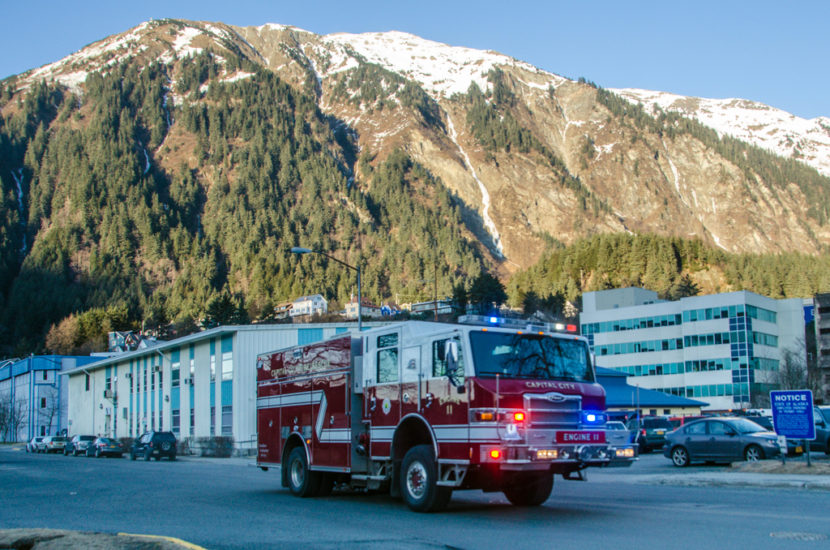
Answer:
[0,529,205,550]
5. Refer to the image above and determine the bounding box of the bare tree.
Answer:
[0,392,27,442]
[0,394,8,441]
[37,386,60,436]
[777,341,822,393]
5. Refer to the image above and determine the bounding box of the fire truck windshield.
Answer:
[469,331,594,382]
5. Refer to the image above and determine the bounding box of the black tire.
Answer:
[825,438,830,456]
[744,444,764,462]
[671,446,690,467]
[144,449,152,461]
[169,454,177,461]
[503,473,554,507]
[286,447,319,497]
[400,444,451,513]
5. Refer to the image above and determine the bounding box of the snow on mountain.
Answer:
[323,31,566,98]
[24,21,153,92]
[612,88,830,177]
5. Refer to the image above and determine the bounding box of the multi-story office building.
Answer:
[815,293,830,403]
[0,355,100,442]
[581,288,804,411]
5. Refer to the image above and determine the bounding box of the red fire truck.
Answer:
[256,319,635,512]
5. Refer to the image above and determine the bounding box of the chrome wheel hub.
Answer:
[406,461,428,499]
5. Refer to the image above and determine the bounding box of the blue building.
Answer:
[0,355,101,442]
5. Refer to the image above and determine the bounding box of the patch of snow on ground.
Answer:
[710,232,728,251]
[172,25,205,58]
[256,23,314,34]
[595,143,615,159]
[446,114,504,257]
[612,87,830,177]
[324,31,563,99]
[222,71,255,83]
[11,168,26,254]
[25,22,152,86]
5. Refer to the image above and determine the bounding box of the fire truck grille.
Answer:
[524,393,582,429]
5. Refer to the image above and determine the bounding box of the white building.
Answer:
[62,322,387,453]
[407,299,454,317]
[581,288,805,411]
[290,295,327,317]
[344,298,383,319]
[0,355,100,442]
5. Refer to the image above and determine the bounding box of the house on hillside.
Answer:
[345,297,383,319]
[290,295,327,318]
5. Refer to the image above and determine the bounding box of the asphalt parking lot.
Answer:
[3,444,830,549]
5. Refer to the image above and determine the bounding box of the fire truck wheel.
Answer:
[503,473,553,507]
[401,445,451,513]
[287,447,320,498]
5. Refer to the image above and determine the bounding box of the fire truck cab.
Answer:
[256,320,635,512]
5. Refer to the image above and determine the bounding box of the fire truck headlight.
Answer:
[582,411,606,425]
[615,447,636,458]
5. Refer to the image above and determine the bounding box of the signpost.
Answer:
[770,390,815,466]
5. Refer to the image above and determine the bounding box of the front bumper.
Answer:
[479,442,637,471]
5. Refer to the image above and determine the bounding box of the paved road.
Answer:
[2,447,829,549]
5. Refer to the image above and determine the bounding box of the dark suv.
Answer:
[130,431,177,461]
[627,416,674,453]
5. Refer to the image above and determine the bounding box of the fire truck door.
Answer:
[400,346,422,419]
[424,337,469,449]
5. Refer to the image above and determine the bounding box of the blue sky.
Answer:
[1,1,827,119]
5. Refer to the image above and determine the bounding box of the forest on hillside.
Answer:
[2,46,830,357]
[0,52,483,355]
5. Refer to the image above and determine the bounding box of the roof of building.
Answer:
[596,366,708,408]
[61,322,392,376]
[0,355,101,381]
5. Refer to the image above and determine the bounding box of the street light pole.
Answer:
[291,247,362,332]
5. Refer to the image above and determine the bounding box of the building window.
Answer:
[211,406,216,435]
[85,374,90,391]
[172,409,180,435]
[40,398,46,408]
[190,408,195,437]
[221,336,233,381]
[221,406,232,435]
[210,339,216,382]
[42,371,48,381]
[40,426,46,436]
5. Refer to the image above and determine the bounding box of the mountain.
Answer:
[1,18,830,352]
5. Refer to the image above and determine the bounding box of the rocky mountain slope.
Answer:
[9,19,830,270]
[3,18,830,354]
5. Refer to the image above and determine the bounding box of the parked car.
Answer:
[627,416,673,453]
[26,437,43,453]
[664,416,782,467]
[86,437,124,458]
[809,406,830,454]
[41,436,68,453]
[130,431,177,461]
[744,416,804,456]
[605,421,633,446]
[668,415,709,429]
[65,435,97,456]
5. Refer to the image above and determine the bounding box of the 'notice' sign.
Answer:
[770,390,815,440]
